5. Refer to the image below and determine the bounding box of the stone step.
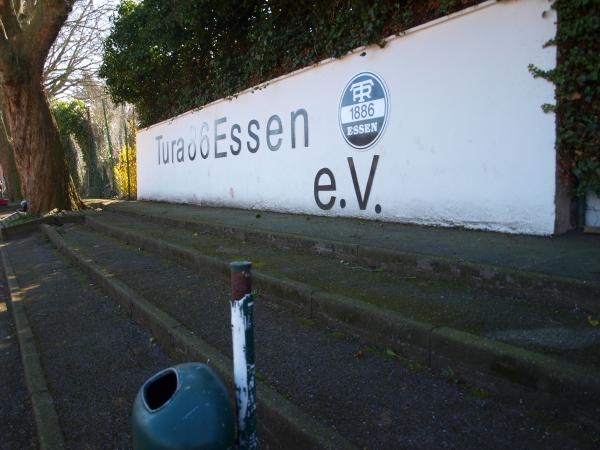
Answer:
[0,247,38,449]
[41,222,599,449]
[42,225,355,450]
[88,199,600,314]
[2,234,172,449]
[81,211,600,389]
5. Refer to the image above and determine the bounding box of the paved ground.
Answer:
[0,251,37,450]
[54,224,599,449]
[3,200,599,448]
[5,235,172,449]
[87,212,600,370]
[91,200,600,283]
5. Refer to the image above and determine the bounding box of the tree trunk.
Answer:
[0,0,79,215]
[1,77,81,214]
[0,112,22,201]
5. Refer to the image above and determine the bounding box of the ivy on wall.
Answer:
[530,0,600,196]
[52,100,90,193]
[52,99,110,198]
[100,0,484,126]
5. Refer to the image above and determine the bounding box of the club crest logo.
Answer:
[338,72,390,150]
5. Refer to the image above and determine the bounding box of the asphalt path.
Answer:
[6,235,172,449]
[56,224,596,449]
[0,251,38,450]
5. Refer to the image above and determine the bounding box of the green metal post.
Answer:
[230,261,257,450]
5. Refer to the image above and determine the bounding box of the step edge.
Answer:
[41,225,357,450]
[79,218,600,403]
[0,244,66,450]
[94,202,600,312]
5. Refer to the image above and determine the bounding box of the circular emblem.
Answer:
[338,71,390,150]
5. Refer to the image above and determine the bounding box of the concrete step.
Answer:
[2,234,172,449]
[0,248,38,449]
[41,226,355,450]
[41,222,600,449]
[87,199,600,314]
[79,211,600,392]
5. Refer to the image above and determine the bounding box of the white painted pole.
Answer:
[230,261,257,449]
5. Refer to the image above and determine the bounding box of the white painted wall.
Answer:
[137,0,557,235]
[586,192,600,228]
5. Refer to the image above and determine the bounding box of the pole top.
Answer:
[230,261,252,273]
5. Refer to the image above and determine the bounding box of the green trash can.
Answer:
[132,363,235,450]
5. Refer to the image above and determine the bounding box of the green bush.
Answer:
[100,0,484,126]
[52,99,109,198]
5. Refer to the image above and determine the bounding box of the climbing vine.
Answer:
[52,99,90,193]
[530,0,600,196]
[100,0,484,125]
[52,99,110,198]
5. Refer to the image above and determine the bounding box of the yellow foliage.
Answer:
[113,140,137,199]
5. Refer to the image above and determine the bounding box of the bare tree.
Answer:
[0,0,82,214]
[44,0,114,100]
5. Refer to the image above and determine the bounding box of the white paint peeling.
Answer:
[230,295,251,430]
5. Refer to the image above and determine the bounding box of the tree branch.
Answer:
[0,1,21,77]
[43,0,112,99]
[0,19,10,59]
[25,0,75,72]
[0,0,21,38]
[43,8,80,77]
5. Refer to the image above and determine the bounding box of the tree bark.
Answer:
[0,112,22,201]
[0,0,81,214]
[1,77,81,214]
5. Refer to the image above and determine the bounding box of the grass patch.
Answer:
[383,348,399,359]
[353,346,375,360]
[440,367,462,385]
[406,360,425,373]
[464,386,490,399]
[328,330,345,340]
[1,212,39,226]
